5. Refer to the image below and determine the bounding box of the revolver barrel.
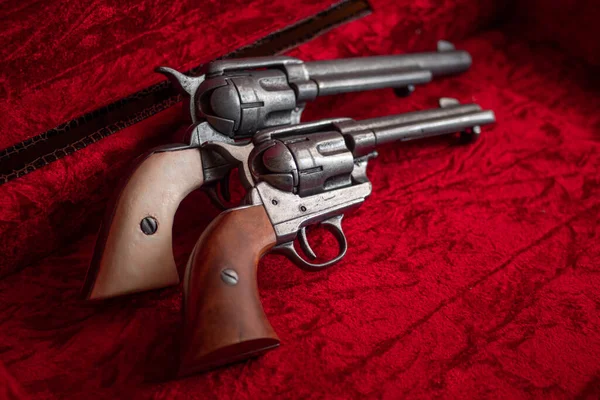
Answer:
[303,41,471,96]
[340,99,495,156]
[306,69,432,96]
[371,107,495,145]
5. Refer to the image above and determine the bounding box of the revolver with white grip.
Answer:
[82,42,473,300]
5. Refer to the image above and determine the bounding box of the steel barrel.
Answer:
[304,45,471,79]
[341,102,495,155]
[371,109,496,144]
[356,103,483,131]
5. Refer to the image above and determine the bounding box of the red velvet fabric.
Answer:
[511,0,600,67]
[1,1,600,399]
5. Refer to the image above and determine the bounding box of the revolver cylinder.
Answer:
[197,69,298,136]
[304,47,471,79]
[254,131,355,197]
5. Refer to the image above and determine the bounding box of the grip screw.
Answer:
[140,216,158,235]
[221,269,239,285]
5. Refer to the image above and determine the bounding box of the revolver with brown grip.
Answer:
[82,41,474,299]
[175,98,495,374]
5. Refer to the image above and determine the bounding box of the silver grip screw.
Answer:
[140,216,158,235]
[221,269,239,285]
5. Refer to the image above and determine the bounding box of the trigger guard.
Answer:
[273,215,348,270]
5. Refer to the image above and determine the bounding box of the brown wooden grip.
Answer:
[82,147,204,300]
[179,204,279,375]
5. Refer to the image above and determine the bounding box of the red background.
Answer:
[1,0,599,398]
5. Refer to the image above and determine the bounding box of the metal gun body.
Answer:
[204,99,495,269]
[159,41,472,142]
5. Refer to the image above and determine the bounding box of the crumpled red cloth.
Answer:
[1,0,599,399]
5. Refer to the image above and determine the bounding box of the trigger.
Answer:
[298,227,317,260]
[219,175,231,203]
